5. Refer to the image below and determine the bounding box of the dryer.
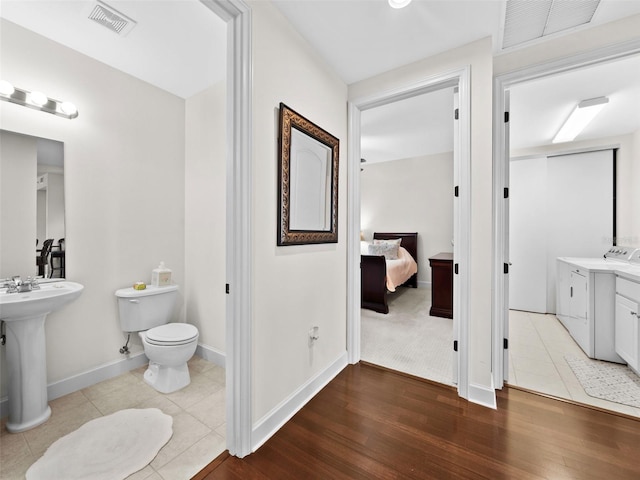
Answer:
[556,247,638,363]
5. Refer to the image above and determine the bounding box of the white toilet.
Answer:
[115,284,199,393]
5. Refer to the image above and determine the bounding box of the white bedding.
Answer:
[361,242,418,292]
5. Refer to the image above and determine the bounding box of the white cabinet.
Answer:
[615,277,640,374]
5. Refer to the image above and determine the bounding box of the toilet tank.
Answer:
[115,284,179,332]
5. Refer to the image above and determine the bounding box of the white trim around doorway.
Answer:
[492,38,640,390]
[200,0,253,459]
[347,66,472,401]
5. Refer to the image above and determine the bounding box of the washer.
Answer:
[556,247,638,363]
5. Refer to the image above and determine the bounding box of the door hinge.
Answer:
[454,108,459,120]
[504,111,510,123]
[454,185,459,197]
[225,283,230,294]
[453,340,458,352]
[454,263,459,275]
[503,338,508,350]
[504,263,509,274]
[504,187,509,199]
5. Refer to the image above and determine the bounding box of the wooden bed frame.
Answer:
[361,232,418,314]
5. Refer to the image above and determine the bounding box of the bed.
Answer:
[361,232,418,314]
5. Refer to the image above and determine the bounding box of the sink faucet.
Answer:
[2,276,40,293]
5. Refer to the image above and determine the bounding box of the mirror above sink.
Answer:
[0,129,65,280]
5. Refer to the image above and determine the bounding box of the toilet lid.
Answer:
[145,323,198,346]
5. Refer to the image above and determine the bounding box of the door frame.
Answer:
[492,38,640,389]
[200,0,252,458]
[347,66,471,399]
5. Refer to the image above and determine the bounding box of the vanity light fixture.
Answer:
[388,0,412,8]
[552,96,608,144]
[0,80,79,119]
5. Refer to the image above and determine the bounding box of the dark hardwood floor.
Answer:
[194,363,640,479]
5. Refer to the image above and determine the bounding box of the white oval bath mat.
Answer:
[26,408,173,480]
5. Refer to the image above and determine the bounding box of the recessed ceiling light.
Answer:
[389,0,412,9]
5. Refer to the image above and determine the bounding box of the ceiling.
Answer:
[0,0,226,99]
[2,0,640,163]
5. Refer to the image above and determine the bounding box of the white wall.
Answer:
[0,19,186,398]
[350,38,495,391]
[360,152,454,284]
[185,81,227,355]
[250,1,348,425]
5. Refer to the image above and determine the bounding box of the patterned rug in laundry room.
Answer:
[565,356,640,408]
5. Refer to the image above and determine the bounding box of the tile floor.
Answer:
[508,309,640,417]
[0,355,226,480]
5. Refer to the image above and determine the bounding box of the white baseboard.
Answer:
[251,351,348,452]
[417,281,432,289]
[0,352,148,419]
[0,343,225,419]
[196,343,226,367]
[468,379,497,409]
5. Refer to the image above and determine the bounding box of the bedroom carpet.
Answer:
[565,356,640,408]
[361,287,454,385]
[26,408,173,480]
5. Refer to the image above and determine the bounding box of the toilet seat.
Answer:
[144,323,198,346]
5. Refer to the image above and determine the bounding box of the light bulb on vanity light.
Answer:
[0,80,15,96]
[59,101,77,116]
[30,91,48,106]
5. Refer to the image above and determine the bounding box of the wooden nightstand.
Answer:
[429,252,453,319]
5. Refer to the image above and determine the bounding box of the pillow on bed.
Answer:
[368,241,400,260]
[373,238,402,247]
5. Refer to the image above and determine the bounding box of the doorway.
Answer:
[347,67,471,399]
[358,87,456,386]
[493,42,640,417]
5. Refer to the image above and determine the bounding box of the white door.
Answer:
[502,90,510,384]
[452,87,459,386]
[509,156,548,312]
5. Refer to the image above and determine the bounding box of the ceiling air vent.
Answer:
[88,0,137,36]
[503,0,601,49]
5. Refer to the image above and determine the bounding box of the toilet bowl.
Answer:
[115,284,200,394]
[139,323,199,393]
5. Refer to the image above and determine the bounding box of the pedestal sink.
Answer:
[0,281,84,433]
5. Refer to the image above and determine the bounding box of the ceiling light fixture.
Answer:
[0,81,79,119]
[552,96,608,144]
[388,0,412,9]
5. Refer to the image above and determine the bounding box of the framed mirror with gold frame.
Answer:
[277,103,339,246]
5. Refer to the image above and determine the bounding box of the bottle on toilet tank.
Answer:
[151,261,172,286]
